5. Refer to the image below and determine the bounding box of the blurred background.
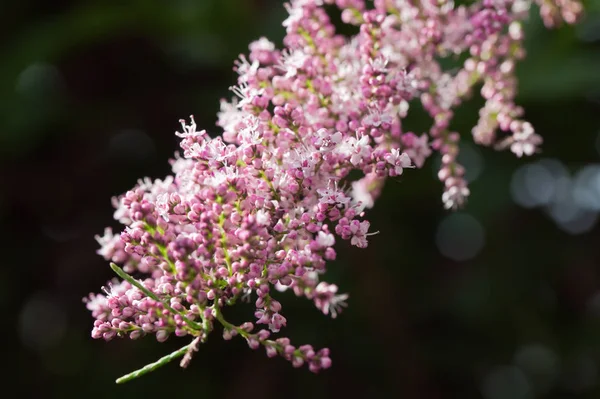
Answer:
[3,0,600,397]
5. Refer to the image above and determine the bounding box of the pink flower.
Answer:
[510,122,542,157]
[403,133,432,168]
[384,149,413,176]
[86,0,582,380]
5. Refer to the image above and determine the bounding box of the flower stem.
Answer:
[115,341,195,384]
[110,263,203,330]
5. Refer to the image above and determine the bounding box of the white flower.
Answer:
[155,193,170,221]
[282,3,303,28]
[238,116,263,147]
[256,209,270,226]
[351,179,375,212]
[250,37,275,52]
[235,55,259,83]
[350,220,371,248]
[283,148,318,178]
[338,135,370,166]
[314,129,343,152]
[442,185,470,209]
[317,183,351,206]
[510,122,542,158]
[95,228,119,260]
[278,49,309,78]
[384,149,413,175]
[315,282,348,319]
[230,82,264,109]
[217,98,244,135]
[363,108,394,127]
[404,134,432,168]
[316,231,335,248]
[369,56,389,73]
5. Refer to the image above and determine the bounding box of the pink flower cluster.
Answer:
[86,0,581,379]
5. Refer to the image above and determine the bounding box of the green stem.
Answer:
[211,303,296,360]
[109,263,203,331]
[218,214,233,275]
[258,171,281,201]
[212,305,239,333]
[115,342,194,384]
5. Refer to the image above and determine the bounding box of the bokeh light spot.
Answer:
[436,213,485,261]
[514,343,560,394]
[458,142,485,183]
[510,162,556,208]
[15,62,64,100]
[19,292,67,351]
[573,164,600,211]
[481,366,533,399]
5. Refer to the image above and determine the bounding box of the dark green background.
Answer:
[2,1,600,397]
